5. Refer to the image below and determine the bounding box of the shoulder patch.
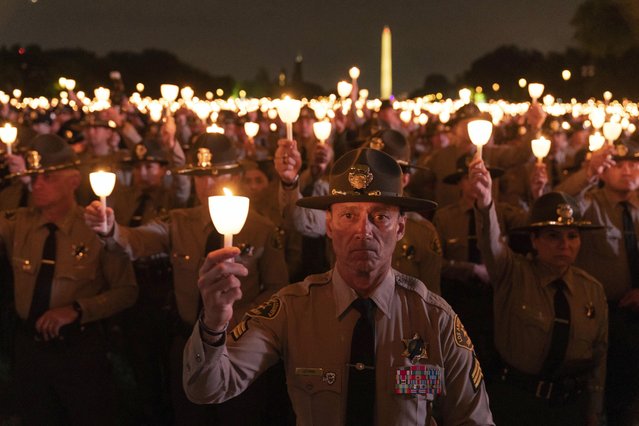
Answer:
[453,315,474,351]
[247,296,281,320]
[469,353,484,392]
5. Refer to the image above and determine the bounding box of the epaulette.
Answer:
[278,271,332,298]
[395,270,452,313]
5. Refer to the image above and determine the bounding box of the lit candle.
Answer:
[276,96,301,141]
[337,81,353,100]
[160,84,179,103]
[313,120,332,145]
[0,123,18,155]
[528,83,544,103]
[589,132,605,152]
[467,120,493,159]
[89,171,117,234]
[531,136,551,164]
[603,122,622,144]
[208,188,250,255]
[244,122,260,142]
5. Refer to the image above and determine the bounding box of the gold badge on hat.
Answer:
[556,203,574,225]
[401,333,429,364]
[135,144,148,160]
[348,165,373,191]
[616,144,628,158]
[369,137,385,151]
[197,148,213,168]
[72,244,89,260]
[26,150,42,170]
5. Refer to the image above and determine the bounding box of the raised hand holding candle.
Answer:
[89,171,116,234]
[208,188,250,256]
[467,120,493,159]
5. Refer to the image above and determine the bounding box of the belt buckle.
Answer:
[535,380,553,399]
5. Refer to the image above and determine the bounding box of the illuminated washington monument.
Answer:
[380,25,392,99]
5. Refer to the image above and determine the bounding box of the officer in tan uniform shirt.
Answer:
[185,148,494,425]
[85,132,290,425]
[556,141,639,425]
[277,129,443,294]
[470,157,607,426]
[0,134,137,425]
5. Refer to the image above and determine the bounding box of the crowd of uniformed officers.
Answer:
[0,89,638,426]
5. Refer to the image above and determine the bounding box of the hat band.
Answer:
[331,189,401,197]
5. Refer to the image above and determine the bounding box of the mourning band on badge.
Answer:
[453,315,474,351]
[247,296,281,320]
[469,353,484,393]
[72,243,89,260]
[401,333,429,364]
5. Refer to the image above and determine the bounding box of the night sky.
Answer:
[1,0,583,96]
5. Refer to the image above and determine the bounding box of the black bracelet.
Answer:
[281,174,299,190]
[198,312,228,336]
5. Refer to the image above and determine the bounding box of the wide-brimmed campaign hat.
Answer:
[175,132,241,176]
[296,148,437,212]
[363,129,428,171]
[122,139,169,165]
[511,192,602,233]
[611,140,639,162]
[442,154,504,184]
[448,103,493,129]
[78,114,118,130]
[7,134,79,178]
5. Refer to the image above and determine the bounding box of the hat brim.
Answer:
[175,163,241,176]
[296,193,437,212]
[5,162,80,179]
[510,221,604,233]
[443,167,504,185]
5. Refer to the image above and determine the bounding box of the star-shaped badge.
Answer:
[72,244,89,260]
[401,333,429,364]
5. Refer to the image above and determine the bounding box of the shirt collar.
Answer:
[534,260,575,295]
[35,203,78,236]
[332,267,395,319]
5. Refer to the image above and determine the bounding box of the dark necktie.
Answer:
[467,208,482,264]
[621,202,639,288]
[541,279,571,376]
[28,223,58,326]
[18,183,30,208]
[128,192,150,227]
[346,298,376,426]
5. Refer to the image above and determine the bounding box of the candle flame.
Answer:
[223,187,233,196]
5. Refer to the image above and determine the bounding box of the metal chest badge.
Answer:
[72,244,89,260]
[401,333,428,364]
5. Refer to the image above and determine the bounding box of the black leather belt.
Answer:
[497,364,588,403]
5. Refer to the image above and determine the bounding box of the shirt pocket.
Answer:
[386,362,430,425]
[288,364,343,423]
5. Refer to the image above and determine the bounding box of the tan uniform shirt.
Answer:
[280,183,443,293]
[110,205,289,326]
[476,203,608,416]
[183,269,494,426]
[557,169,639,301]
[0,206,138,323]
[434,200,527,282]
